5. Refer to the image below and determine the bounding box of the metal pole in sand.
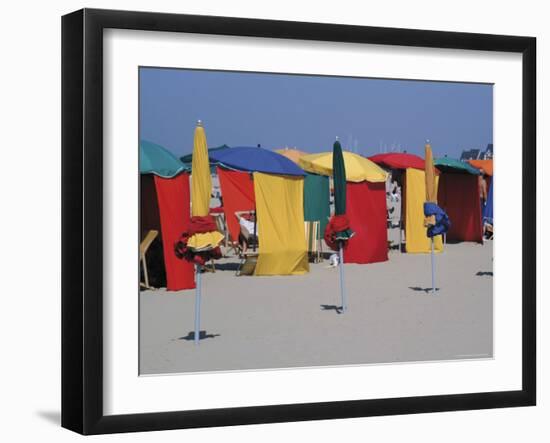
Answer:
[431,237,435,294]
[339,241,347,312]
[194,264,202,345]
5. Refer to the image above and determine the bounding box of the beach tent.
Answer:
[139,140,195,290]
[435,157,483,243]
[299,151,389,264]
[210,147,309,276]
[275,148,331,237]
[216,167,255,243]
[468,159,493,177]
[369,152,443,254]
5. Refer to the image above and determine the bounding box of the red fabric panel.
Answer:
[438,173,483,243]
[217,167,255,242]
[344,181,389,264]
[154,174,195,291]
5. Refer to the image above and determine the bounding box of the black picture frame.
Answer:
[62,8,536,435]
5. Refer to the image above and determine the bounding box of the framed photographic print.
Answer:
[61,8,536,435]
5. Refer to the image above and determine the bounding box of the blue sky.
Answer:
[139,67,493,159]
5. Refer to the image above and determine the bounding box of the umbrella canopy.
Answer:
[139,140,188,178]
[275,147,308,164]
[368,152,426,171]
[468,159,493,176]
[191,123,212,217]
[435,157,481,175]
[299,151,387,183]
[209,147,305,176]
[425,142,437,203]
[180,144,231,164]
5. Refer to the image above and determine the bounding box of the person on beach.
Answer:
[478,168,488,211]
[235,210,259,254]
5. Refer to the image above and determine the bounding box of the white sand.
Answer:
[140,240,493,375]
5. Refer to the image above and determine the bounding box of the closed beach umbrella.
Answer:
[425,142,437,204]
[188,121,223,344]
[191,122,212,217]
[424,141,437,293]
[333,141,347,217]
[331,139,353,312]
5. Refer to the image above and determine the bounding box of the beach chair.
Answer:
[210,212,228,249]
[140,229,158,289]
[304,220,322,263]
[234,212,259,276]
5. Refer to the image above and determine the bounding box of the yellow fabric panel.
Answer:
[405,168,443,253]
[298,151,387,183]
[187,231,224,251]
[191,125,212,217]
[253,173,309,276]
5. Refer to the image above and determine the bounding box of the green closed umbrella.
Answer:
[332,139,353,312]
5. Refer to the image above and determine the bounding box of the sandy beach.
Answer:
[140,240,493,375]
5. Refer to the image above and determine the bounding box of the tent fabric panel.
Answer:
[468,159,493,176]
[153,174,195,290]
[253,173,309,276]
[217,167,255,242]
[140,175,166,287]
[344,181,389,264]
[438,173,483,242]
[404,168,444,253]
[303,173,330,236]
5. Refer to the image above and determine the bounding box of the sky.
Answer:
[139,67,493,159]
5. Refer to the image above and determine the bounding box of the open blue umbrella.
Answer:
[209,147,305,176]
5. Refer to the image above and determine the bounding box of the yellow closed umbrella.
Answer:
[425,141,437,204]
[424,140,437,294]
[299,151,387,183]
[189,121,223,345]
[191,122,212,217]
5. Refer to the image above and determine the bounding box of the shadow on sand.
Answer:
[409,286,440,294]
[214,262,241,272]
[320,304,344,314]
[179,331,221,341]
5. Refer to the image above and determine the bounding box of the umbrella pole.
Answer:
[430,237,435,294]
[339,241,347,313]
[194,264,202,345]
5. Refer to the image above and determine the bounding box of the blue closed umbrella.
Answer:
[210,147,305,176]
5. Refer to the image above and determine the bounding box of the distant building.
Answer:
[459,143,493,160]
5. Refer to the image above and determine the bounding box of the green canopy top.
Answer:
[434,157,480,175]
[140,140,188,178]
